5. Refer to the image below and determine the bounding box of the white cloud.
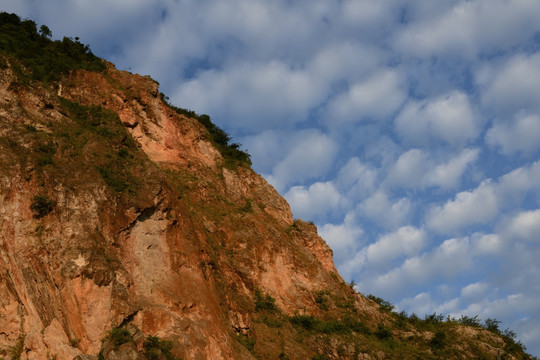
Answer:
[324,70,405,123]
[472,233,505,256]
[335,158,378,204]
[359,237,472,298]
[460,282,488,300]
[427,181,498,234]
[241,130,292,174]
[478,52,540,115]
[341,0,397,27]
[385,148,478,190]
[397,292,437,317]
[265,130,337,192]
[497,160,540,206]
[285,182,342,220]
[502,210,540,243]
[395,0,540,58]
[173,61,326,132]
[395,91,480,146]
[364,226,427,266]
[424,148,479,189]
[386,149,427,188]
[358,191,412,229]
[309,42,382,84]
[486,112,540,155]
[319,212,364,269]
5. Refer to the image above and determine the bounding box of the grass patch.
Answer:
[237,333,255,353]
[9,335,25,360]
[255,290,277,312]
[289,315,370,335]
[56,97,140,193]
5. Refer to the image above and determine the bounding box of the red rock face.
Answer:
[0,64,531,360]
[0,64,342,359]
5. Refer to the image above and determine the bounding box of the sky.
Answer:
[2,0,540,355]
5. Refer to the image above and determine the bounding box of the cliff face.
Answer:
[0,62,345,359]
[0,14,535,360]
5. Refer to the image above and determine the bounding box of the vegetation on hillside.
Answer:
[0,11,250,168]
[0,11,536,360]
[0,12,105,83]
[160,92,252,167]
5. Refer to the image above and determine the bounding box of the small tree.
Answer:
[30,195,54,218]
[39,24,52,38]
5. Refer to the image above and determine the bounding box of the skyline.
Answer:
[2,0,540,355]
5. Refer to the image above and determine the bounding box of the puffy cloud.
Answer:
[173,61,326,132]
[386,149,427,188]
[341,0,398,28]
[501,210,540,243]
[395,91,480,146]
[486,112,540,155]
[460,282,488,300]
[358,191,412,230]
[427,181,498,234]
[319,212,364,269]
[478,52,540,115]
[285,182,342,221]
[423,148,479,189]
[395,0,540,58]
[497,160,540,206]
[265,130,337,192]
[364,226,427,267]
[241,130,292,174]
[308,42,383,85]
[385,148,479,190]
[472,233,505,256]
[324,70,405,123]
[359,237,472,298]
[397,292,438,317]
[336,157,378,201]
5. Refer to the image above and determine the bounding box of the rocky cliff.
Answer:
[0,13,535,360]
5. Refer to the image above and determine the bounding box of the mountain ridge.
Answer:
[0,12,535,360]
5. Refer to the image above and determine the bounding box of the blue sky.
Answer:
[3,0,540,355]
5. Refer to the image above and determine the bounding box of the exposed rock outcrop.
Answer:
[0,16,534,359]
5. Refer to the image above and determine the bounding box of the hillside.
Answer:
[0,12,536,360]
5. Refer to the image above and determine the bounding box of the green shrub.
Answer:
[423,313,445,324]
[366,295,394,312]
[312,354,329,360]
[236,333,255,353]
[34,141,56,166]
[259,314,283,328]
[430,331,446,349]
[108,328,132,348]
[289,315,370,335]
[290,315,320,331]
[484,318,501,333]
[162,100,251,167]
[255,290,277,312]
[0,12,105,84]
[375,324,392,340]
[457,315,481,327]
[30,194,54,218]
[144,336,179,360]
[314,291,329,311]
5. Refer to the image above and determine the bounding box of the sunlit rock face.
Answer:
[0,63,345,360]
[0,19,533,358]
